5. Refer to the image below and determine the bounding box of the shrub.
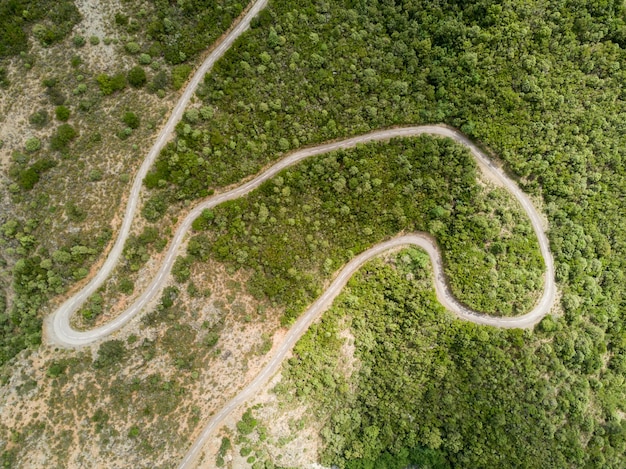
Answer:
[172,64,192,90]
[149,70,168,92]
[0,67,8,88]
[122,111,140,129]
[17,168,39,190]
[96,73,126,95]
[50,124,77,151]
[93,340,126,369]
[89,169,102,181]
[138,53,151,64]
[55,105,70,121]
[17,159,56,190]
[24,138,41,153]
[115,13,128,26]
[47,362,66,377]
[185,108,200,123]
[127,66,146,88]
[125,41,140,54]
[72,35,86,48]
[29,110,49,128]
[117,127,133,140]
[46,87,66,105]
[118,277,134,294]
[142,194,168,221]
[89,36,100,45]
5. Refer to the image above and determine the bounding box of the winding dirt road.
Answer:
[43,0,269,345]
[39,0,556,467]
[174,128,556,468]
[45,125,555,346]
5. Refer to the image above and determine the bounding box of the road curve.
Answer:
[42,0,269,345]
[45,125,556,347]
[178,225,555,468]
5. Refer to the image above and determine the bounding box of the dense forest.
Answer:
[277,250,623,468]
[186,137,543,323]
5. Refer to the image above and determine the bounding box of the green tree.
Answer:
[127,66,147,88]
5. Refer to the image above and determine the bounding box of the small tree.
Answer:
[50,124,77,151]
[29,109,49,127]
[24,137,41,152]
[55,105,70,121]
[127,66,146,88]
[122,111,140,129]
[72,35,86,48]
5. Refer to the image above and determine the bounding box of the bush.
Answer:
[122,112,140,129]
[17,168,40,190]
[114,13,128,26]
[24,138,41,153]
[55,105,70,121]
[89,36,100,45]
[127,66,146,88]
[0,67,8,88]
[93,340,126,369]
[138,53,151,64]
[96,73,126,95]
[72,35,86,47]
[142,194,168,221]
[125,41,140,54]
[50,124,77,151]
[172,64,192,90]
[149,70,169,92]
[89,169,102,181]
[29,110,49,128]
[118,277,134,294]
[17,159,56,190]
[47,362,66,377]
[46,87,66,105]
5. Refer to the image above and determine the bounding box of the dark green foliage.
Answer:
[72,35,85,48]
[281,254,617,467]
[96,73,126,95]
[114,12,128,27]
[141,193,168,222]
[0,0,80,57]
[171,64,192,90]
[29,109,49,128]
[122,111,140,129]
[127,66,146,88]
[55,105,70,121]
[134,0,626,466]
[50,124,77,151]
[190,138,542,320]
[93,340,126,369]
[141,0,244,64]
[122,226,163,272]
[0,67,8,88]
[46,86,66,106]
[0,223,110,367]
[47,361,66,377]
[117,277,134,295]
[16,158,57,190]
[148,70,169,92]
[172,255,193,283]
[237,408,258,435]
